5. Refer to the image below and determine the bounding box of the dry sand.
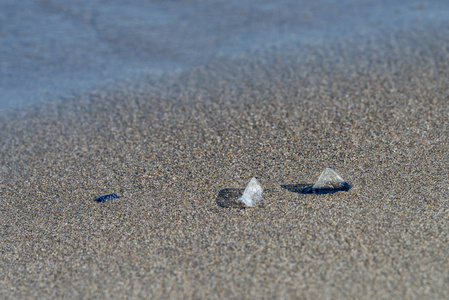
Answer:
[1,25,449,299]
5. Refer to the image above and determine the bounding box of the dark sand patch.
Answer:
[1,26,449,298]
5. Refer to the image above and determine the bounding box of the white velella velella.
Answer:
[237,177,263,207]
[311,167,351,194]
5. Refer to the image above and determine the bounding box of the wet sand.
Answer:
[1,25,449,298]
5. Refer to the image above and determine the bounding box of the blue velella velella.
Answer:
[95,193,119,203]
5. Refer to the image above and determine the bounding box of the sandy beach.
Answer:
[1,20,449,299]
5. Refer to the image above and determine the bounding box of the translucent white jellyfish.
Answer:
[237,177,263,207]
[311,167,351,194]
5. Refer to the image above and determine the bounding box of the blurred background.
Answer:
[1,0,447,112]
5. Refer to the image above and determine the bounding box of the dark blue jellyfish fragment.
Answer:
[95,193,119,203]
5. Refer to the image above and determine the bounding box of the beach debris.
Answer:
[237,177,263,207]
[95,193,119,203]
[310,167,351,194]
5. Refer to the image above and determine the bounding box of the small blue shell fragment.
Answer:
[95,193,119,203]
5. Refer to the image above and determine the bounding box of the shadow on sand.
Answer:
[281,183,351,195]
[215,188,246,208]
